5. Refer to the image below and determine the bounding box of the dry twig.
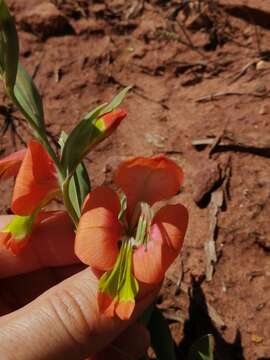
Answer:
[195,90,270,102]
[192,131,270,158]
[205,189,223,281]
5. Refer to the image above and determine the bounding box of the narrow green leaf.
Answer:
[68,162,91,217]
[13,63,44,131]
[139,304,155,326]
[0,0,19,91]
[100,86,132,115]
[148,307,177,360]
[61,103,107,175]
[188,334,215,360]
[62,87,131,176]
[59,131,91,217]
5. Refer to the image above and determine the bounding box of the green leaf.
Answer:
[61,87,131,176]
[13,63,45,132]
[148,307,177,360]
[59,131,91,218]
[0,0,19,91]
[139,304,155,326]
[68,162,91,217]
[61,103,107,175]
[100,85,132,115]
[188,334,215,360]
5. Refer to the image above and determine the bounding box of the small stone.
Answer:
[19,2,74,40]
[145,133,166,148]
[256,303,265,311]
[255,83,267,94]
[251,335,263,344]
[259,105,268,115]
[256,60,270,71]
[193,162,221,207]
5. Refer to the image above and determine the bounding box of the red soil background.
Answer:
[1,1,270,358]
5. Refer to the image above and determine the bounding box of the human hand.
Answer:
[0,215,155,360]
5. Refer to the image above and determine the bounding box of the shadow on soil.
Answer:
[177,278,244,360]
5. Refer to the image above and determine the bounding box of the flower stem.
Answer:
[62,176,79,227]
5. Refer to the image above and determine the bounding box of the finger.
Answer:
[91,323,150,360]
[0,264,85,316]
[0,267,157,360]
[0,213,79,278]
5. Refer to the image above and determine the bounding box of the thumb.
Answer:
[0,268,156,360]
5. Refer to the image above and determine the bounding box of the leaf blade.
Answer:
[100,85,132,115]
[59,131,91,218]
[148,307,177,360]
[0,0,19,91]
[13,63,45,131]
[188,334,215,360]
[61,103,107,175]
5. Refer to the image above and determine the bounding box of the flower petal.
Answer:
[0,211,76,277]
[31,211,76,265]
[97,292,117,318]
[97,241,138,320]
[115,300,135,321]
[82,186,120,216]
[0,231,30,255]
[115,156,184,220]
[95,109,127,134]
[133,203,188,284]
[11,140,59,215]
[75,207,122,270]
[0,149,26,181]
[0,214,35,254]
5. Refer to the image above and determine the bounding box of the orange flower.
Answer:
[96,109,127,136]
[0,211,74,255]
[0,148,26,181]
[11,140,59,216]
[75,156,188,320]
[0,141,61,253]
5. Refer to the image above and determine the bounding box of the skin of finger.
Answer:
[0,215,79,278]
[0,264,85,317]
[0,267,157,360]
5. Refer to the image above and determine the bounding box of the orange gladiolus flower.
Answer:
[0,148,26,181]
[75,156,188,320]
[11,140,59,216]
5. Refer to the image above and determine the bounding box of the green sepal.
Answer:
[2,214,35,240]
[59,131,91,218]
[148,307,177,360]
[0,0,19,91]
[188,334,215,360]
[13,63,45,133]
[61,87,131,176]
[61,103,107,176]
[99,85,132,116]
[99,241,139,306]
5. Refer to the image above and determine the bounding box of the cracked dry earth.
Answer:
[1,0,270,359]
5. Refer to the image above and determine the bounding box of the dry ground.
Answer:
[1,0,270,358]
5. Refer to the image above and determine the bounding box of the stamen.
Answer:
[134,202,153,247]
